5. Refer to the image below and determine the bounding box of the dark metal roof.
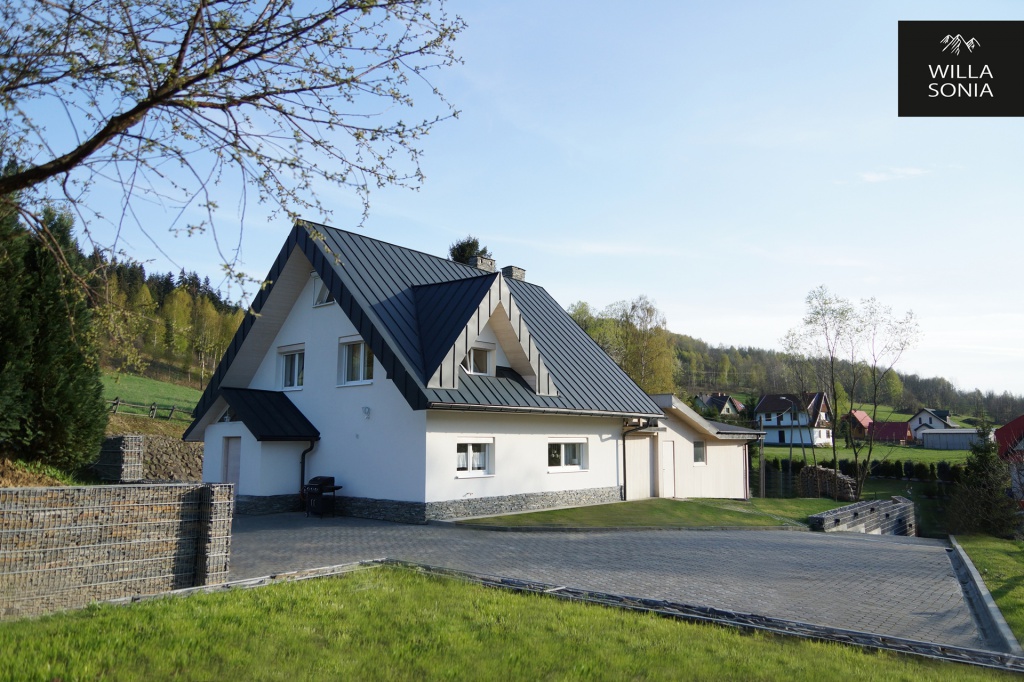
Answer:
[187,222,661,437]
[707,420,764,436]
[414,273,498,381]
[220,388,320,442]
[754,393,829,419]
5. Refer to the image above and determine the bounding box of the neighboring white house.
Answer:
[186,221,671,521]
[753,393,833,447]
[649,395,763,500]
[908,408,955,442]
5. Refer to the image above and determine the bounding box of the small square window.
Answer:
[693,441,706,465]
[461,348,491,375]
[282,350,304,389]
[457,443,492,475]
[338,341,374,385]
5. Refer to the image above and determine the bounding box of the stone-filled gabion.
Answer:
[0,483,233,620]
[96,435,203,484]
[797,465,857,501]
[807,496,915,536]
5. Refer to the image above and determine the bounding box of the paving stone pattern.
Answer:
[231,514,989,650]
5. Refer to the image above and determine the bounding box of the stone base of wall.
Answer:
[236,494,303,515]
[330,486,623,524]
[235,487,623,523]
[808,496,915,535]
[426,486,622,521]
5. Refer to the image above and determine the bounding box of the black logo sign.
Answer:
[899,21,1024,117]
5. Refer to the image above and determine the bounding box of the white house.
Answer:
[753,393,833,447]
[186,222,675,521]
[908,408,955,442]
[648,395,763,500]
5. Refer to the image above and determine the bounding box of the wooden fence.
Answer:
[107,397,194,423]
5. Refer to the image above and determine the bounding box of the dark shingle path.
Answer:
[230,514,988,650]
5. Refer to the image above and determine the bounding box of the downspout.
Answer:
[299,440,317,498]
[621,419,654,501]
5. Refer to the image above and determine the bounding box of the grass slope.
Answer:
[957,535,1024,644]
[0,567,1009,681]
[101,372,202,409]
[459,498,842,528]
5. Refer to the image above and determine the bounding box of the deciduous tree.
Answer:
[785,286,918,499]
[0,0,464,289]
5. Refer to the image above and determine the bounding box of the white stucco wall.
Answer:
[660,414,749,499]
[424,411,622,503]
[219,267,428,502]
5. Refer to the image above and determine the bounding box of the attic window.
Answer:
[461,347,493,376]
[313,278,335,306]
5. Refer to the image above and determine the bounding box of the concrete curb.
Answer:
[448,523,810,533]
[949,535,1023,655]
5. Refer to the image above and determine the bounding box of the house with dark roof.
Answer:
[186,221,680,521]
[752,393,833,447]
[908,408,955,442]
[693,393,745,418]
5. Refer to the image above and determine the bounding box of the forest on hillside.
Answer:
[568,297,1024,425]
[91,255,244,390]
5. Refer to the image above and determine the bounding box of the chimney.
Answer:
[501,265,526,281]
[469,255,495,273]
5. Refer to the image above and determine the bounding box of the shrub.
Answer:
[891,460,902,478]
[937,460,952,482]
[903,460,915,479]
[928,463,937,482]
[913,462,929,480]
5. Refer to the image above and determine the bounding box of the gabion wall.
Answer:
[0,483,233,620]
[807,495,915,536]
[96,435,204,483]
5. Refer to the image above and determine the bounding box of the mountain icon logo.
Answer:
[940,34,980,55]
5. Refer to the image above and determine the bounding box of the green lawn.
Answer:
[458,497,843,529]
[101,372,202,409]
[957,535,1024,644]
[0,567,1009,681]
[763,444,970,466]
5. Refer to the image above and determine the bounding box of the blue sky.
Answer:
[78,1,1024,395]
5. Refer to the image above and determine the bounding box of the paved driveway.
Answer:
[230,514,988,650]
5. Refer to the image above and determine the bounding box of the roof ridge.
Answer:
[301,218,484,276]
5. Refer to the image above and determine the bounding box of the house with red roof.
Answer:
[995,415,1024,502]
[844,410,872,440]
[869,421,913,444]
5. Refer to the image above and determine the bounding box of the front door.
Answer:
[660,441,676,498]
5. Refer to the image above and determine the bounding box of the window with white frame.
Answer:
[693,440,706,465]
[460,346,493,376]
[548,441,587,470]
[281,348,304,389]
[456,442,492,476]
[337,339,374,385]
[313,278,335,306]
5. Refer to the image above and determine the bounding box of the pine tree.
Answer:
[0,189,32,446]
[8,207,107,469]
[948,423,1018,537]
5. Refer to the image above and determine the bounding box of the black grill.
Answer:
[304,476,341,517]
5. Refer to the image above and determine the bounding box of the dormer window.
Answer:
[461,346,493,376]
